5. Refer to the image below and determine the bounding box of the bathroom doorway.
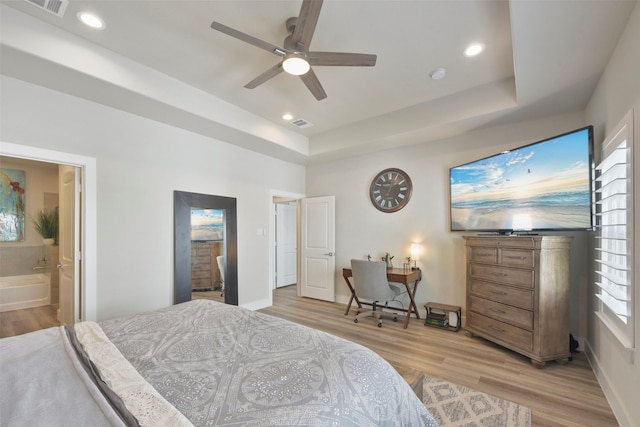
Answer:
[0,157,60,337]
[0,142,97,328]
[0,156,80,336]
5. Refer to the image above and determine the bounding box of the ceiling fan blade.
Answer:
[299,68,327,100]
[244,63,284,89]
[291,0,323,51]
[308,52,377,67]
[211,21,285,56]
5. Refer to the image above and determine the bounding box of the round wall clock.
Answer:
[369,168,413,212]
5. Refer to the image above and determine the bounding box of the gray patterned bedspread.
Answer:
[100,299,438,426]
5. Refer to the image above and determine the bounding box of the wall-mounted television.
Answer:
[449,125,594,234]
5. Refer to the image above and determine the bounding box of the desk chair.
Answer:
[216,255,225,297]
[351,259,400,327]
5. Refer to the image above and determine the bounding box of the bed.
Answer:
[0,299,438,426]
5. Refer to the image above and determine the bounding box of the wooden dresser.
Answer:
[463,235,573,368]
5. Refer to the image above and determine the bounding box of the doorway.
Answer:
[269,193,336,304]
[0,142,96,322]
[0,157,76,326]
[269,191,305,297]
[275,200,297,288]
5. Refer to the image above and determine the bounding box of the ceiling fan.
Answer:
[210,0,377,100]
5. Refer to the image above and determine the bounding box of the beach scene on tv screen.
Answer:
[450,129,591,231]
[191,208,224,241]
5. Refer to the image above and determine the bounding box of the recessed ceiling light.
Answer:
[282,113,293,121]
[464,43,485,57]
[430,68,447,80]
[77,11,105,30]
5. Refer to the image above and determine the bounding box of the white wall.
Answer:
[0,75,305,320]
[307,110,590,338]
[585,2,640,426]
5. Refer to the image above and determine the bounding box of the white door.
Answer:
[276,202,297,287]
[300,196,335,301]
[58,165,80,324]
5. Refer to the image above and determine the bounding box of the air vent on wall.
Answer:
[290,118,313,129]
[23,0,69,17]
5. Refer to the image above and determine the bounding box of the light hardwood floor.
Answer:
[0,304,60,338]
[259,285,618,427]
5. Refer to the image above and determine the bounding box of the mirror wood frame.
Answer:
[174,190,238,305]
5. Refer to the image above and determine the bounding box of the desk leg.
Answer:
[409,280,421,319]
[402,279,422,329]
[344,294,354,316]
[343,277,361,316]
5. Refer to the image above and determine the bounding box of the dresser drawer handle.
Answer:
[478,253,493,257]
[489,324,504,333]
[489,290,507,296]
[489,307,506,315]
[490,272,508,278]
[505,255,526,260]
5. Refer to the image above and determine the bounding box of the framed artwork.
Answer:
[0,168,26,242]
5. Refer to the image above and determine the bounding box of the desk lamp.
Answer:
[410,243,421,269]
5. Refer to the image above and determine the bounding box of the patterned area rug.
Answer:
[422,376,531,427]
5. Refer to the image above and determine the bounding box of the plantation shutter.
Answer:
[594,110,634,349]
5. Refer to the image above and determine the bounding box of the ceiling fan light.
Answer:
[282,54,310,75]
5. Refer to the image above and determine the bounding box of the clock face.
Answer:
[369,168,413,212]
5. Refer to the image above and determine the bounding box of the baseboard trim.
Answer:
[241,297,272,311]
[584,340,630,427]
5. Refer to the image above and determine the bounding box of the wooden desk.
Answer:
[342,267,422,329]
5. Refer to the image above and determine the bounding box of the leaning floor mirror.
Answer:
[174,191,238,306]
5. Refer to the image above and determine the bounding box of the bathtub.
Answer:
[0,274,51,312]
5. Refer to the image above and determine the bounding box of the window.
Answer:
[594,109,634,349]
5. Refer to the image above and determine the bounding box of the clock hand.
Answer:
[385,179,397,197]
[388,183,399,198]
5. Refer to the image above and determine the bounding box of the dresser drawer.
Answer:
[469,312,533,351]
[469,280,534,309]
[469,264,534,288]
[470,296,533,330]
[500,249,534,268]
[465,237,537,249]
[470,246,497,263]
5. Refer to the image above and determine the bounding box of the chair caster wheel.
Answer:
[378,322,382,328]
[354,318,358,323]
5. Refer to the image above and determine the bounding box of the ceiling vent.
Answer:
[290,118,313,129]
[23,0,69,17]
